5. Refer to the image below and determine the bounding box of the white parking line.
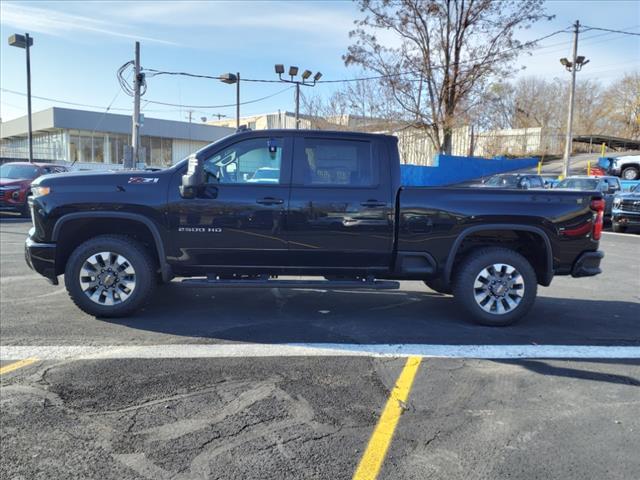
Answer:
[1,344,639,360]
[602,231,640,238]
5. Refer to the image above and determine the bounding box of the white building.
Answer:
[1,107,234,169]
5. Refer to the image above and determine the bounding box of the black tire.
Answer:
[612,222,627,233]
[64,235,156,317]
[19,195,31,218]
[621,166,639,180]
[453,247,537,326]
[423,278,452,294]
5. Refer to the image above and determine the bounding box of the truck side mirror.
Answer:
[179,154,204,199]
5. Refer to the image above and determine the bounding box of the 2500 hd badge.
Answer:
[178,226,223,233]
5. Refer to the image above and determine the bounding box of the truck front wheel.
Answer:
[453,247,537,326]
[64,235,156,317]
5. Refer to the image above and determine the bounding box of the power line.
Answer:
[141,85,294,108]
[1,88,133,111]
[142,29,572,88]
[143,68,281,83]
[1,85,294,113]
[582,25,640,36]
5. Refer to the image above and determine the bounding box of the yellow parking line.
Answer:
[0,358,39,376]
[353,356,422,480]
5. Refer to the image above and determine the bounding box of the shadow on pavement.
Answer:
[496,359,640,386]
[99,283,640,346]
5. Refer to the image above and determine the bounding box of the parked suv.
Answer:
[612,183,640,233]
[0,162,68,216]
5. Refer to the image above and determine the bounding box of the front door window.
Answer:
[203,137,283,185]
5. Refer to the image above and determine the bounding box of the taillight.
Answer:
[590,198,604,240]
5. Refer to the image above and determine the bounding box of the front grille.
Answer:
[621,199,640,213]
[0,191,5,200]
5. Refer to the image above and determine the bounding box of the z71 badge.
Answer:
[128,177,159,184]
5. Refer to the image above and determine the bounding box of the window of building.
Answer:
[93,135,105,163]
[80,136,93,163]
[298,138,375,186]
[162,138,172,166]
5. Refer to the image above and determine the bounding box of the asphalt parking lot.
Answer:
[1,215,639,480]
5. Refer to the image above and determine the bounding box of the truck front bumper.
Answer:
[25,236,59,285]
[571,250,604,278]
[612,211,640,226]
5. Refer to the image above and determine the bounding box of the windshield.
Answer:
[485,175,519,187]
[556,178,599,190]
[0,164,39,179]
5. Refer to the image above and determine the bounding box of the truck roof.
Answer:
[229,128,398,141]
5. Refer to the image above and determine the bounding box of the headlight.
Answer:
[31,186,51,197]
[613,197,622,208]
[0,185,21,191]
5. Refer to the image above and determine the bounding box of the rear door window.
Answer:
[295,138,377,187]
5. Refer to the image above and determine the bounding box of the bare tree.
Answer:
[344,0,552,153]
[301,78,402,130]
[601,72,640,139]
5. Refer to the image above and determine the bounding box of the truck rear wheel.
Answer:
[64,235,156,317]
[453,247,537,326]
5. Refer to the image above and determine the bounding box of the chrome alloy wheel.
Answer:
[79,251,136,305]
[473,263,525,315]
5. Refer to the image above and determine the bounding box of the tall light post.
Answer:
[274,64,322,129]
[220,72,240,130]
[8,33,34,163]
[560,20,589,178]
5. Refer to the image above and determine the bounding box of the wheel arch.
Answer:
[444,224,554,287]
[52,212,171,281]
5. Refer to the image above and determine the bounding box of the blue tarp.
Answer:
[400,153,539,187]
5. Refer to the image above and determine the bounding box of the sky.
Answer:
[1,0,638,124]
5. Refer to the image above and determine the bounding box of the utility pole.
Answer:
[130,41,141,169]
[561,20,589,178]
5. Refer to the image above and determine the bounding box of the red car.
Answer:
[0,162,69,216]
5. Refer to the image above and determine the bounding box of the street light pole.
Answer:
[219,72,241,130]
[8,33,34,163]
[294,82,300,129]
[235,72,240,130]
[25,33,33,164]
[274,65,322,130]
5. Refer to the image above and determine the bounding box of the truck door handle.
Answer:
[361,200,386,208]
[256,197,284,205]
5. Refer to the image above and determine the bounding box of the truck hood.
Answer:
[32,169,172,188]
[0,178,31,187]
[615,190,640,200]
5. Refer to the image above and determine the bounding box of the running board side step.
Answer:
[179,278,400,290]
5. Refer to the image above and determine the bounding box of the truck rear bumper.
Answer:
[571,250,604,278]
[25,237,59,285]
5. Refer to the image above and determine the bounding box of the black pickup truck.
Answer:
[25,130,604,326]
